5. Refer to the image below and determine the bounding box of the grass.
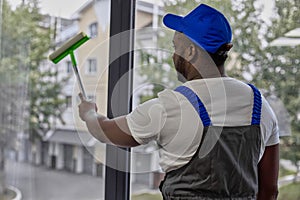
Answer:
[278,182,300,200]
[131,193,163,200]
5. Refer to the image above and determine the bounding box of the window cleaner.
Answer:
[49,32,90,100]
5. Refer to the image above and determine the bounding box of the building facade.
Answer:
[23,0,165,189]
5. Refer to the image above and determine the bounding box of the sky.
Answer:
[8,0,275,21]
[8,0,88,18]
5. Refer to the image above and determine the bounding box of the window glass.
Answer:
[130,0,297,200]
[2,0,298,200]
[89,22,98,38]
[66,95,72,107]
[66,60,72,74]
[130,1,173,199]
[1,1,110,200]
[86,58,97,74]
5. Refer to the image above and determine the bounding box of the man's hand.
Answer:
[78,93,98,121]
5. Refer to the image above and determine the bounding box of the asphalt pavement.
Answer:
[5,159,153,200]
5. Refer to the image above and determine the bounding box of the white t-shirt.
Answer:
[126,77,279,172]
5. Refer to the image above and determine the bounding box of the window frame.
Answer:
[85,58,97,75]
[66,95,72,108]
[105,1,136,200]
[89,22,98,38]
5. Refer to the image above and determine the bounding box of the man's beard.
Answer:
[174,54,188,83]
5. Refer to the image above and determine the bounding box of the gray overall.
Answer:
[159,84,262,200]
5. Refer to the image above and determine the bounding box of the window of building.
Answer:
[87,95,96,102]
[66,61,72,74]
[85,59,97,75]
[89,22,98,38]
[66,96,72,107]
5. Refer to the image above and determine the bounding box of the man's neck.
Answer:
[185,65,226,81]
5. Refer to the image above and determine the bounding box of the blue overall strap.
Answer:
[175,86,212,127]
[247,83,262,125]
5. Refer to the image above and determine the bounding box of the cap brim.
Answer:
[163,14,183,32]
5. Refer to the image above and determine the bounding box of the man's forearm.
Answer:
[257,186,278,200]
[257,144,279,200]
[79,100,139,147]
[84,110,112,144]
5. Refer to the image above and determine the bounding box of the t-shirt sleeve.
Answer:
[126,98,167,145]
[266,122,279,146]
[261,97,280,146]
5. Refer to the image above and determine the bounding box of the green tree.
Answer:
[280,135,300,181]
[137,0,262,101]
[0,0,24,195]
[254,0,299,132]
[0,0,66,195]
[139,0,300,173]
[162,0,267,79]
[137,0,233,103]
[253,0,300,177]
[13,0,67,140]
[135,48,180,103]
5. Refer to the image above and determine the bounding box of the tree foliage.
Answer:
[0,0,68,194]
[137,0,300,165]
[253,0,300,171]
[0,0,67,159]
[253,0,300,133]
[164,0,299,133]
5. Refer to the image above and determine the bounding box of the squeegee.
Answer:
[49,32,90,100]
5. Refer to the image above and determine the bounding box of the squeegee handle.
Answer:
[70,51,87,100]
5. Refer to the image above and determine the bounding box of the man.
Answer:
[78,4,279,200]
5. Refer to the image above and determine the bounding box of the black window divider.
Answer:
[105,1,136,200]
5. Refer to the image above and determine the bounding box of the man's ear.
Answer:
[186,43,197,62]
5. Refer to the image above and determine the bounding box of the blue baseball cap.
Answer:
[163,4,232,54]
